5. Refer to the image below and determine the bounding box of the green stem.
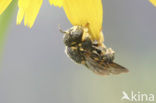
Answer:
[0,0,17,61]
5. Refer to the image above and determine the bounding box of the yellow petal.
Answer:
[16,0,43,28]
[0,0,12,14]
[63,0,104,42]
[49,0,63,7]
[149,0,156,6]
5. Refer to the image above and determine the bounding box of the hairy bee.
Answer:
[61,26,128,75]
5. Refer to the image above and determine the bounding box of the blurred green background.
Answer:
[0,0,156,103]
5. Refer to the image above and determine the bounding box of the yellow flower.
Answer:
[16,0,43,28]
[62,0,103,42]
[149,0,156,6]
[0,0,103,42]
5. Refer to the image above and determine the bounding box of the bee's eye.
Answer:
[63,33,71,46]
[63,26,83,46]
[71,27,83,37]
[70,26,83,40]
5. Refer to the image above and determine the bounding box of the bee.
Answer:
[60,26,128,75]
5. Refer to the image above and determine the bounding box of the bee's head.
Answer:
[60,26,83,47]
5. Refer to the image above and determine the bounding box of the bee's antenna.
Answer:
[58,25,66,34]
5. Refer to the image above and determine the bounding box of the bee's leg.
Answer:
[81,37,93,51]
[81,26,90,41]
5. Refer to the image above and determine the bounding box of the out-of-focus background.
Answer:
[0,0,156,103]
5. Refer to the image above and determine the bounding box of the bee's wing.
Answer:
[108,62,129,75]
[84,56,128,75]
